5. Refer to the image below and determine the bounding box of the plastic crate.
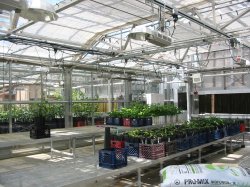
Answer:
[99,148,127,169]
[221,127,228,138]
[198,132,207,145]
[123,118,131,127]
[111,140,125,148]
[139,143,165,160]
[176,136,190,151]
[105,117,113,125]
[30,125,50,139]
[213,129,221,140]
[125,142,139,157]
[240,123,246,132]
[131,118,144,127]
[145,117,152,126]
[165,141,176,155]
[113,118,123,126]
[189,134,199,148]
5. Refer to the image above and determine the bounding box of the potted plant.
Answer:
[0,110,9,134]
[107,110,123,126]
[29,100,51,139]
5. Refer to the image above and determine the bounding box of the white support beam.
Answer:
[181,47,190,63]
[221,8,250,30]
[212,0,216,25]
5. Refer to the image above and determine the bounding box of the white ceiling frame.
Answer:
[220,8,250,30]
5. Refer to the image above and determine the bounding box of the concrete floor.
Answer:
[0,133,249,187]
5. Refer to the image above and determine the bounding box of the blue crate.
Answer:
[227,124,240,136]
[131,118,144,127]
[221,127,228,138]
[198,132,207,145]
[213,129,221,140]
[189,134,199,148]
[99,148,127,169]
[125,142,139,157]
[176,137,190,151]
[106,117,113,125]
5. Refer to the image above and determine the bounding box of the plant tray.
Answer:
[139,143,165,160]
[125,142,139,157]
[165,141,176,155]
[99,148,127,169]
[111,140,125,148]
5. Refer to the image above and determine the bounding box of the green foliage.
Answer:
[0,110,8,122]
[109,103,181,118]
[124,116,226,139]
[108,110,122,118]
[12,106,33,123]
[72,89,98,118]
[147,104,181,117]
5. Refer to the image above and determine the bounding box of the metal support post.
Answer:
[241,133,245,148]
[91,72,95,126]
[198,148,201,163]
[64,68,73,128]
[230,137,233,153]
[186,79,191,121]
[160,161,163,182]
[72,138,76,160]
[104,127,111,149]
[107,79,112,112]
[137,168,142,187]
[224,140,227,156]
[92,135,96,156]
[8,62,12,133]
[50,138,53,158]
[124,75,132,108]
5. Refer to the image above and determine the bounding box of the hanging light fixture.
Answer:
[20,0,58,22]
[0,0,58,22]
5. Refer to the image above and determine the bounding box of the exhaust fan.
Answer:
[192,73,202,84]
[128,26,172,47]
[0,0,58,22]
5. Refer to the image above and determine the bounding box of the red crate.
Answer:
[123,118,132,127]
[111,140,125,148]
[240,123,246,132]
[139,143,165,160]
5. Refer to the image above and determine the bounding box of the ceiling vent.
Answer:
[128,26,172,47]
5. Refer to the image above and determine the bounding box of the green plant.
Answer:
[72,89,98,118]
[30,100,50,119]
[13,106,33,123]
[148,104,181,117]
[0,111,8,123]
[108,110,122,118]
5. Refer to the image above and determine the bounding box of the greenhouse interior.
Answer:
[0,0,250,186]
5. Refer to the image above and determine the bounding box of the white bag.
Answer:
[160,164,250,187]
